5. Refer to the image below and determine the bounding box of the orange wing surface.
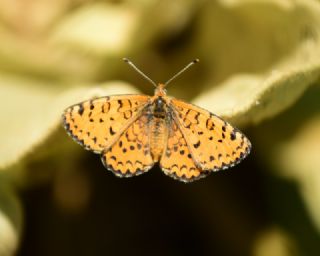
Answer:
[170,99,251,173]
[160,119,209,182]
[62,95,149,153]
[101,114,154,177]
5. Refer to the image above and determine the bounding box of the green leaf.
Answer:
[193,65,320,125]
[50,3,141,56]
[192,0,320,125]
[50,0,200,57]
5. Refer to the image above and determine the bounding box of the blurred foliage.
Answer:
[0,181,22,256]
[0,0,320,255]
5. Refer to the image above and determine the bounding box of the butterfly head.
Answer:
[155,83,167,97]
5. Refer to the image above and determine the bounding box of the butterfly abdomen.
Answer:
[150,117,167,161]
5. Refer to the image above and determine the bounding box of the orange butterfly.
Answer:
[62,59,251,182]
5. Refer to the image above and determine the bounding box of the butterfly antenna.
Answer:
[123,58,157,88]
[164,59,199,87]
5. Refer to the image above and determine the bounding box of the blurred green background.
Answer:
[1,0,320,255]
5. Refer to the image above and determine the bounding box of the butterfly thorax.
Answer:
[153,96,166,118]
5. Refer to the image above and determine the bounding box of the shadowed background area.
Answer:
[0,0,320,256]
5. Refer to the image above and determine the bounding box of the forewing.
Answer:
[171,99,251,171]
[160,120,208,182]
[101,113,154,177]
[62,95,149,153]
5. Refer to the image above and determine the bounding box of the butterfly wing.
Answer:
[160,119,208,182]
[101,113,154,177]
[62,95,149,153]
[170,99,251,172]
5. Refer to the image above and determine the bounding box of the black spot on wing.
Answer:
[193,141,201,148]
[78,104,84,115]
[109,127,116,135]
[194,112,200,124]
[230,131,236,140]
[117,100,123,111]
[89,101,94,110]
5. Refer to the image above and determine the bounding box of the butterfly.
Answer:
[62,58,251,183]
